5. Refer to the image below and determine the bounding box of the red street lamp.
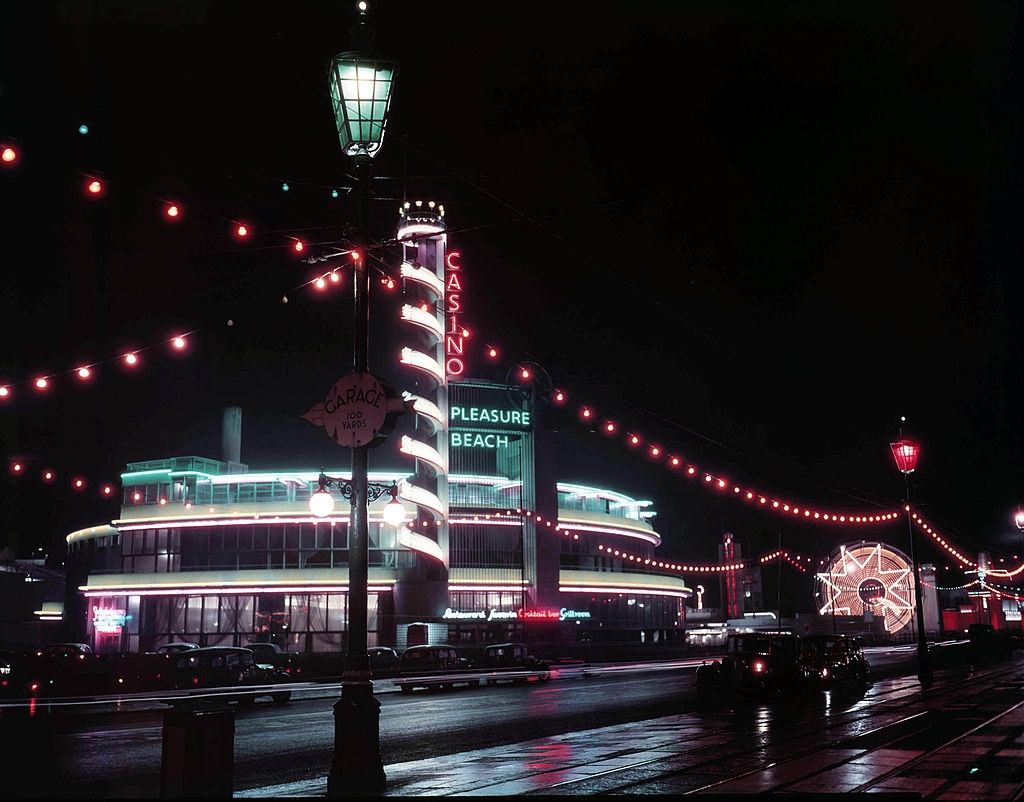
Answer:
[890,439,920,474]
[890,431,930,685]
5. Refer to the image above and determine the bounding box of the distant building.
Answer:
[717,533,764,617]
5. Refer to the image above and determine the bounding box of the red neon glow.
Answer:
[123,353,138,367]
[87,180,102,194]
[446,251,466,378]
[34,377,48,390]
[890,439,920,474]
[1,146,16,164]
[77,366,91,379]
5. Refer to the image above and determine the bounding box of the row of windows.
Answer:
[92,593,382,654]
[449,526,523,568]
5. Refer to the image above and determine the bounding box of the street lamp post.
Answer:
[1015,510,1024,558]
[310,473,404,795]
[320,4,399,795]
[890,436,932,686]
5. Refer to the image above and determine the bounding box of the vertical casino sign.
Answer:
[445,251,465,378]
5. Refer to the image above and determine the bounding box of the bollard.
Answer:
[160,703,235,798]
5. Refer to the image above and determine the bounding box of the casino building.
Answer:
[64,202,691,655]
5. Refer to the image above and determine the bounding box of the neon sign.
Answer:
[450,406,531,428]
[92,607,126,634]
[445,251,465,377]
[450,432,510,449]
[441,607,590,622]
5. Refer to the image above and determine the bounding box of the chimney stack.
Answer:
[222,406,242,465]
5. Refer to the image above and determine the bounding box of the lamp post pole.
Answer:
[322,1,399,792]
[327,157,384,794]
[891,434,931,685]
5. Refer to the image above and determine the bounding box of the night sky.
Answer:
[2,2,1021,610]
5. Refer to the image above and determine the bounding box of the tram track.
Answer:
[523,660,1021,796]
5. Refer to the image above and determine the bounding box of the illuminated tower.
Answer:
[395,201,450,626]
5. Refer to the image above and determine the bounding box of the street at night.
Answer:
[3,1,1024,799]
[4,644,1022,798]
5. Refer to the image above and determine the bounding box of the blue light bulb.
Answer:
[78,124,89,135]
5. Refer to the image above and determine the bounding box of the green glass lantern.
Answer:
[328,52,398,159]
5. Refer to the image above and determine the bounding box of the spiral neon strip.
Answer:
[397,480,446,520]
[400,304,444,340]
[400,434,447,475]
[399,262,444,298]
[399,347,445,384]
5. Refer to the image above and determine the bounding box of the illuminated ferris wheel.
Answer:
[815,542,915,634]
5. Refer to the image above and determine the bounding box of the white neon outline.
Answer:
[400,304,444,340]
[82,584,395,598]
[402,393,447,431]
[400,435,447,475]
[559,585,691,599]
[400,347,445,384]
[399,262,445,297]
[398,480,446,519]
[397,222,445,242]
[557,520,661,546]
[397,531,444,562]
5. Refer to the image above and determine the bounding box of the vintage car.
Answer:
[395,644,475,692]
[170,646,292,704]
[695,632,807,694]
[479,643,550,685]
[799,634,871,687]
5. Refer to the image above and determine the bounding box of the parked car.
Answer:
[368,647,400,677]
[696,633,806,694]
[395,645,475,692]
[244,642,303,677]
[154,642,200,656]
[479,643,550,685]
[170,647,292,704]
[22,643,106,696]
[799,635,871,687]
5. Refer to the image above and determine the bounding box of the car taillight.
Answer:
[752,660,766,673]
[30,682,39,693]
[193,677,199,685]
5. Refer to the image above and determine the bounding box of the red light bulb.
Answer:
[554,390,565,402]
[330,271,340,283]
[520,367,531,380]
[1,146,16,164]
[0,386,10,398]
[581,407,591,418]
[87,180,102,194]
[315,277,326,290]
[43,471,53,481]
[171,336,186,350]
[293,240,305,253]
[34,377,48,390]
[74,478,84,489]
[236,224,249,238]
[124,353,138,367]
[77,366,91,379]
[165,204,180,219]
[12,463,22,473]
[606,422,616,433]
[102,485,113,495]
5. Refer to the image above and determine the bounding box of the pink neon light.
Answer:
[448,585,529,592]
[116,515,356,531]
[559,585,691,598]
[83,584,395,597]
[555,521,660,545]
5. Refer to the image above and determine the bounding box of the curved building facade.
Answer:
[65,382,690,654]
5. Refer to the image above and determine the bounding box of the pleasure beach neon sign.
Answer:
[445,251,465,377]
